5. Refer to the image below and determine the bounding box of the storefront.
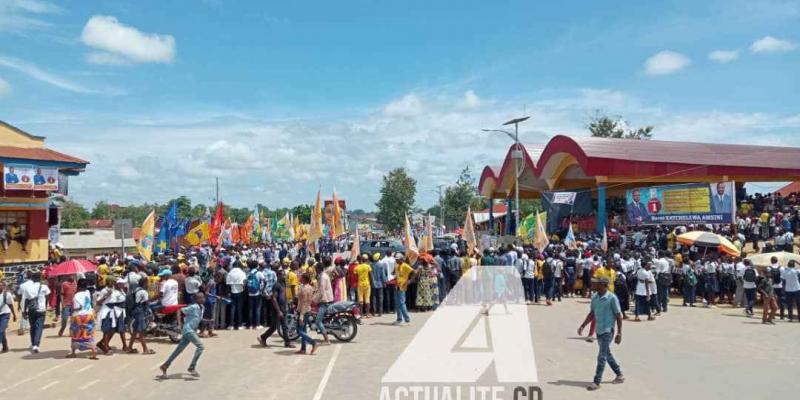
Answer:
[0,121,89,269]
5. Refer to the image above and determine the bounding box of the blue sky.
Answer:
[1,0,798,210]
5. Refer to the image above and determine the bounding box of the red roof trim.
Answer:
[0,146,89,165]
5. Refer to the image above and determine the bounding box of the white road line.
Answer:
[150,362,163,370]
[0,360,74,394]
[311,344,342,400]
[39,380,60,391]
[76,364,95,373]
[115,363,131,372]
[121,379,136,388]
[293,356,302,365]
[0,377,35,393]
[79,380,100,390]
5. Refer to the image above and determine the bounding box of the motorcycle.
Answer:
[140,303,186,343]
[279,301,361,342]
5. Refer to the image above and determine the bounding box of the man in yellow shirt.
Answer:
[354,254,372,317]
[534,256,544,303]
[97,258,110,288]
[393,254,415,325]
[285,262,299,303]
[593,262,615,293]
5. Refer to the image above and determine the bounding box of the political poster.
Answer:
[3,164,34,190]
[625,181,735,226]
[32,167,59,191]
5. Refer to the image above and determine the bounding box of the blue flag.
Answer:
[155,202,178,254]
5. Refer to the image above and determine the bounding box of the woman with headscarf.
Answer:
[67,279,98,359]
[415,255,439,311]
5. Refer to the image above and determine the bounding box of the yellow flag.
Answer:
[309,189,323,242]
[463,207,478,256]
[333,189,344,237]
[404,214,419,265]
[186,221,210,246]
[137,210,155,262]
[534,211,550,252]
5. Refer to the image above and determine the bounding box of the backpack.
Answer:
[743,268,756,283]
[656,272,673,287]
[126,287,146,313]
[542,260,554,278]
[771,268,782,284]
[23,283,43,318]
[247,271,261,295]
[686,269,698,287]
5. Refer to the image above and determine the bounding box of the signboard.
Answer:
[551,192,577,205]
[625,181,736,226]
[113,219,134,240]
[3,164,60,191]
[3,164,33,190]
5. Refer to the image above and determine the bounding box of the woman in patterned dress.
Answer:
[67,279,98,359]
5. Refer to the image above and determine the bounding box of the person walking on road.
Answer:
[20,271,50,353]
[0,281,18,353]
[160,292,206,378]
[758,271,778,325]
[578,277,625,391]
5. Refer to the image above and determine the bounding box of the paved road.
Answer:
[0,297,796,400]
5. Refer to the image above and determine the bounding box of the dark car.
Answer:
[359,239,405,257]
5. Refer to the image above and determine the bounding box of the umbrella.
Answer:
[677,231,740,257]
[746,251,800,268]
[45,259,97,277]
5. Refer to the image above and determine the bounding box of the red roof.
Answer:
[0,146,89,165]
[87,219,113,229]
[478,202,508,214]
[776,182,800,197]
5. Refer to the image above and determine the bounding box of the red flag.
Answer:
[209,202,224,246]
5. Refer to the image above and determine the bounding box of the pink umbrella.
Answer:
[45,259,98,277]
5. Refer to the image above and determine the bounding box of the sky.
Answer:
[1,0,798,211]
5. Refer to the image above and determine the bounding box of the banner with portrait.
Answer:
[32,167,59,191]
[625,181,736,226]
[3,164,34,190]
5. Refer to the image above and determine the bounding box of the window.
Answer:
[0,211,28,236]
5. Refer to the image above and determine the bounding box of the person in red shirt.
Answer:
[58,276,77,337]
[347,260,359,302]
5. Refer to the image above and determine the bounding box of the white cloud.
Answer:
[0,77,10,96]
[0,56,96,93]
[462,90,481,109]
[0,0,60,32]
[383,93,424,117]
[750,35,796,54]
[644,51,691,76]
[708,49,739,63]
[81,15,176,65]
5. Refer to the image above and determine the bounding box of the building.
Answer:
[58,229,136,260]
[479,135,800,234]
[0,121,89,269]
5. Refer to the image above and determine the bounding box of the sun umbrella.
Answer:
[746,251,800,268]
[45,259,98,277]
[677,231,740,257]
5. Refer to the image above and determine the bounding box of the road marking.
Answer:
[121,379,136,388]
[293,356,302,365]
[39,381,60,391]
[115,363,131,372]
[0,360,74,393]
[311,344,342,400]
[150,362,163,370]
[76,364,95,373]
[79,380,100,390]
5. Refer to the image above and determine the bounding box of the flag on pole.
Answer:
[186,221,210,246]
[309,189,323,242]
[288,213,295,241]
[463,207,478,256]
[601,227,608,253]
[564,223,577,250]
[137,210,155,261]
[209,202,224,246]
[332,189,344,238]
[533,211,549,252]
[404,213,419,265]
[351,226,361,260]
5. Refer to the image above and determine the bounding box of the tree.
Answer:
[587,111,653,140]
[291,204,313,223]
[376,167,417,232]
[91,201,112,219]
[442,166,477,228]
[62,200,90,229]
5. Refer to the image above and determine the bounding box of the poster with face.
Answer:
[3,164,34,190]
[32,167,59,191]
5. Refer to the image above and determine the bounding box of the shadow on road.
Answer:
[21,350,67,360]
[548,379,593,388]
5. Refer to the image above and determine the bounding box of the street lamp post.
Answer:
[483,116,529,237]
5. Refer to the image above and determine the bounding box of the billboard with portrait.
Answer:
[3,164,34,190]
[32,167,59,191]
[625,181,735,226]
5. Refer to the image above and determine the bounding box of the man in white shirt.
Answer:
[20,271,51,353]
[634,263,654,321]
[734,258,747,307]
[768,257,786,320]
[382,251,398,313]
[226,262,247,330]
[159,270,179,307]
[782,260,800,321]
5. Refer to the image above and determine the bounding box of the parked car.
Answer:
[359,239,405,257]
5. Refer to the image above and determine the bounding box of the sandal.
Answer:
[143,349,156,355]
[65,354,77,359]
[126,348,139,354]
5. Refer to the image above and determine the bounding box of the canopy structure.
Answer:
[479,135,800,233]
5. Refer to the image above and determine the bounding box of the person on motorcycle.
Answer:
[295,273,318,355]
